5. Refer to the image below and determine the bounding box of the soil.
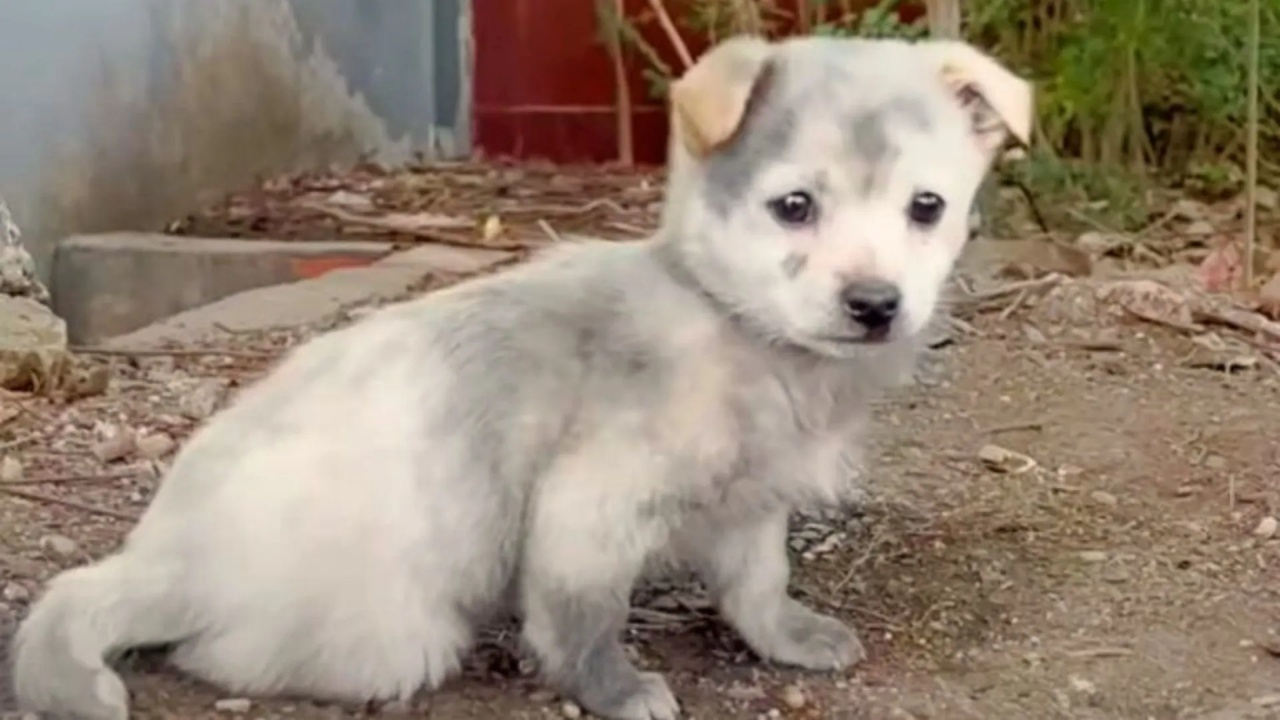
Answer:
[3,202,1279,719]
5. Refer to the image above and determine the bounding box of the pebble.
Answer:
[780,684,807,709]
[1078,550,1108,563]
[180,380,228,421]
[213,697,253,713]
[38,534,78,559]
[1090,490,1118,507]
[1068,675,1098,696]
[136,432,176,460]
[1252,516,1277,539]
[0,455,22,483]
[1252,694,1280,708]
[2,582,30,602]
[91,427,136,463]
[560,701,583,718]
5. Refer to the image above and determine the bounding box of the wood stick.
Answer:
[645,0,694,70]
[1243,0,1261,287]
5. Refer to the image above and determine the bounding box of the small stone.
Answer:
[1101,566,1129,584]
[179,380,228,421]
[1078,550,1108,564]
[978,444,1037,474]
[1090,490,1118,507]
[780,684,807,709]
[0,296,70,392]
[213,697,252,713]
[0,455,23,483]
[91,426,136,463]
[136,432,175,460]
[1252,516,1278,539]
[1204,454,1227,470]
[1068,675,1098,698]
[38,534,78,559]
[2,582,30,602]
[560,701,582,718]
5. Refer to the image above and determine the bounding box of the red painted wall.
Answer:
[472,1,925,165]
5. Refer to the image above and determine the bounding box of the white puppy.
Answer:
[11,35,1031,720]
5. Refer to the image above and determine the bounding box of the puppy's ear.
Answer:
[919,40,1034,155]
[669,35,775,158]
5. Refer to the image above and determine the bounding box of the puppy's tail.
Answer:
[11,553,196,720]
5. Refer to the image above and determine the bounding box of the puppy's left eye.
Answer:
[766,191,819,227]
[907,191,946,227]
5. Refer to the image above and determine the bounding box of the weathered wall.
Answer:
[0,0,471,281]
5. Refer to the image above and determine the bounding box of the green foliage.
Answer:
[968,0,1278,180]
[601,0,1276,234]
[811,0,927,39]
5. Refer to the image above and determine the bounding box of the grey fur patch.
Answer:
[702,62,796,216]
[534,591,656,716]
[847,97,934,197]
[781,252,807,278]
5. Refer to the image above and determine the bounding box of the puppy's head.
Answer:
[662,35,1032,358]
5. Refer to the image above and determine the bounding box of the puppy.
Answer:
[11,35,1031,720]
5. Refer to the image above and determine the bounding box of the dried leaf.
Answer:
[978,444,1038,474]
[1194,242,1242,293]
[323,190,374,211]
[482,215,504,242]
[0,455,22,483]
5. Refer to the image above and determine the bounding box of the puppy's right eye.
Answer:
[766,191,818,227]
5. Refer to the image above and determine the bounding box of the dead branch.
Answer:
[71,346,278,360]
[1,469,140,487]
[1243,0,1261,287]
[0,486,140,522]
[645,0,694,70]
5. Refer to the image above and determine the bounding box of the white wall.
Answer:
[0,0,470,279]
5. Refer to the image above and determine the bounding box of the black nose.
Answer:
[840,280,901,330]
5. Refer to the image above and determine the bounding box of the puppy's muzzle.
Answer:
[839,280,901,340]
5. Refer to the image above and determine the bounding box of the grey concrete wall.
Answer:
[0,0,471,281]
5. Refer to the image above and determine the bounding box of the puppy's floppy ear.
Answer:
[919,40,1034,155]
[669,35,775,158]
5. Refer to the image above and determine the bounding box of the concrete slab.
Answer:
[101,242,517,349]
[51,233,395,344]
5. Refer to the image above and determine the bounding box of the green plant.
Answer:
[600,0,1278,236]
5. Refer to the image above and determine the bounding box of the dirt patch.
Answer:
[163,160,665,249]
[0,271,1278,720]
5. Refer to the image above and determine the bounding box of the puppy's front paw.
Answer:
[763,602,866,671]
[579,671,679,720]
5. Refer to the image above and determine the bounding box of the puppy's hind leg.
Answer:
[519,456,680,720]
[685,511,865,672]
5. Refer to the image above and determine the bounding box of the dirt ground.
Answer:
[2,167,1280,719]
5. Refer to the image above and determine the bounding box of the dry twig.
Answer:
[1243,0,1261,288]
[2,469,140,487]
[72,346,277,360]
[645,0,694,70]
[0,486,139,522]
